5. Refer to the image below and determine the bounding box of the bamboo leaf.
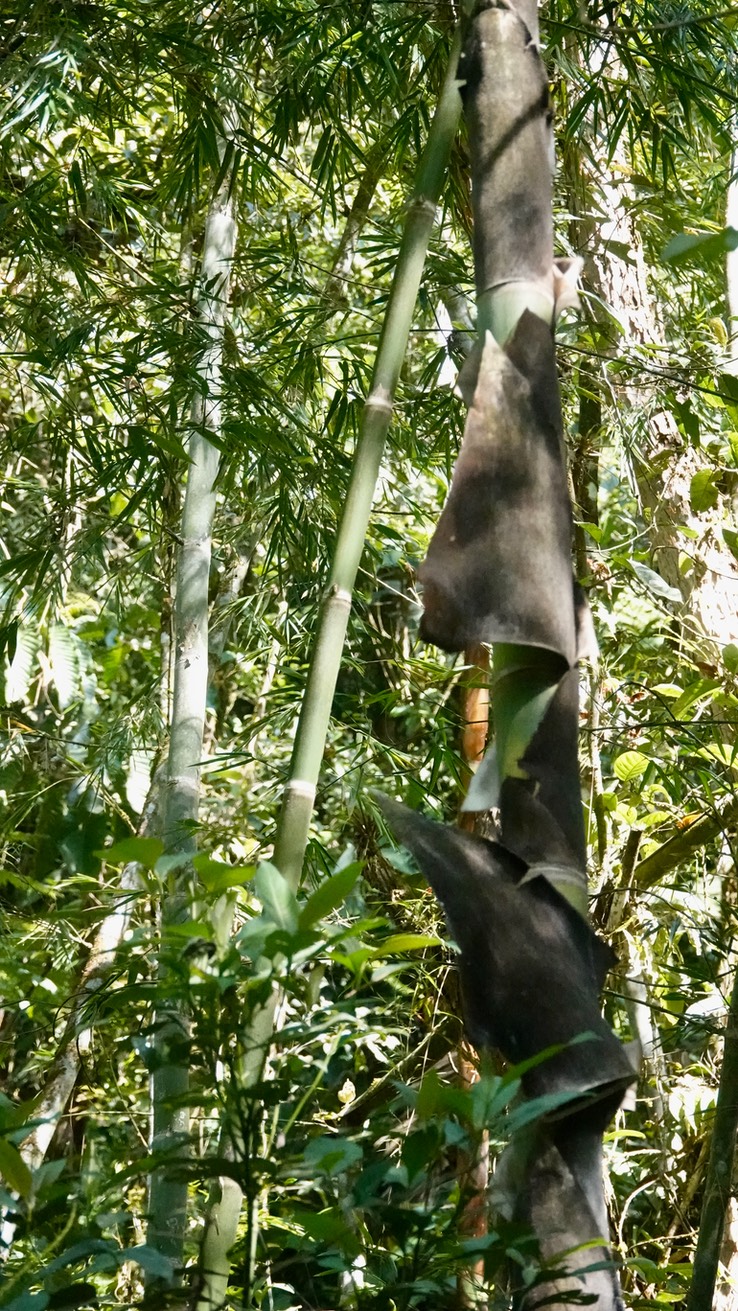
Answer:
[194,856,256,894]
[663,228,738,264]
[298,863,362,930]
[0,1137,33,1199]
[98,838,164,869]
[254,861,299,933]
[122,1245,175,1279]
[49,623,79,708]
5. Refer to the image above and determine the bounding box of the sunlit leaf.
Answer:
[194,856,257,893]
[630,561,682,604]
[613,751,650,782]
[254,861,299,933]
[298,862,362,930]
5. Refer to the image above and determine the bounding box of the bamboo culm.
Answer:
[146,161,238,1280]
[272,27,463,893]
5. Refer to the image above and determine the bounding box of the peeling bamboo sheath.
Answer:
[398,3,636,1306]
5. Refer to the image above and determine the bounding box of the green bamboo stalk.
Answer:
[193,37,463,1311]
[146,158,238,1279]
[273,27,463,893]
[687,964,738,1311]
[195,1172,244,1310]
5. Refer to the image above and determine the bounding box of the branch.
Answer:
[323,143,385,305]
[632,798,738,890]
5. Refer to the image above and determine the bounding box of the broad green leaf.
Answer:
[155,853,190,877]
[630,561,682,603]
[122,1245,174,1279]
[580,521,602,543]
[302,1136,363,1176]
[672,679,721,719]
[696,743,738,770]
[0,1093,30,1132]
[641,809,672,830]
[97,838,164,869]
[402,1124,440,1179]
[0,1137,32,1199]
[166,920,214,940]
[290,1206,360,1254]
[689,469,719,513]
[254,861,299,933]
[662,227,738,263]
[469,1076,517,1128]
[613,751,650,782]
[43,1237,117,1275]
[416,1070,471,1121]
[2,1294,49,1311]
[194,856,256,894]
[375,933,441,955]
[298,862,362,930]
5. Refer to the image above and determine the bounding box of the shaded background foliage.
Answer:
[1,0,738,1306]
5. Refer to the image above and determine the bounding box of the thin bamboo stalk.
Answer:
[146,153,238,1278]
[272,27,463,893]
[688,154,738,1297]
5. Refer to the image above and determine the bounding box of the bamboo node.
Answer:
[411,196,438,220]
[286,779,316,802]
[328,585,352,609]
[365,391,394,414]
